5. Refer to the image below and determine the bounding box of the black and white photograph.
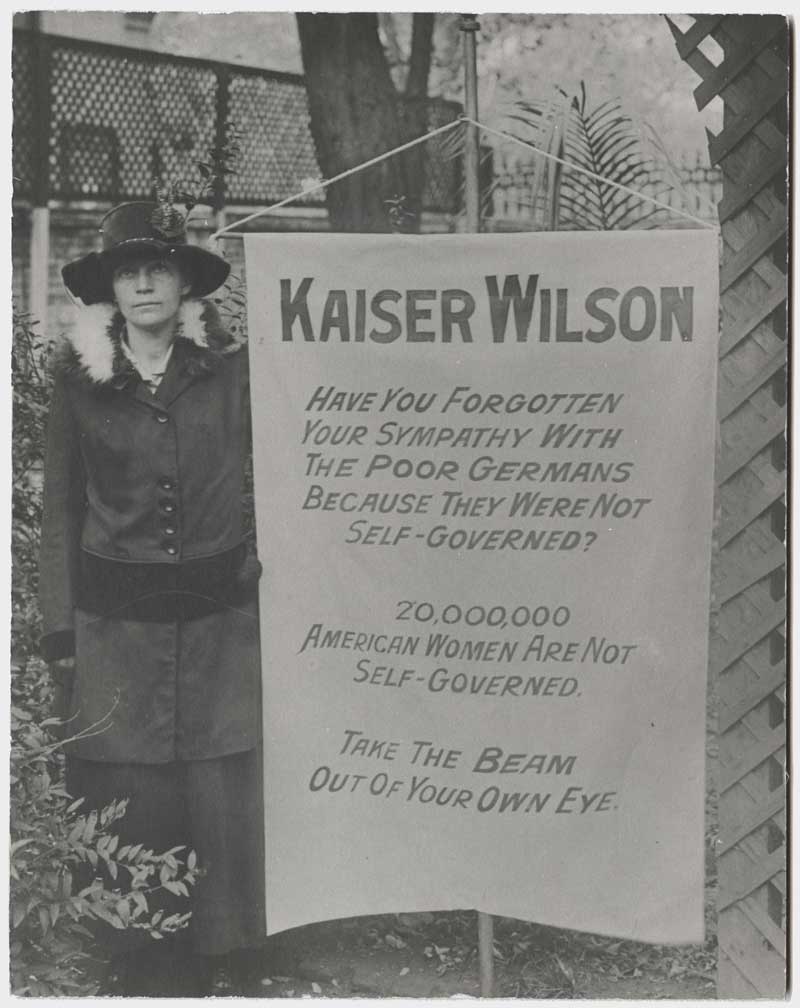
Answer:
[9,8,789,999]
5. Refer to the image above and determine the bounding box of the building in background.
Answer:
[12,12,461,337]
[13,11,303,72]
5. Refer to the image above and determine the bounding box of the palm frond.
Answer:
[508,83,692,230]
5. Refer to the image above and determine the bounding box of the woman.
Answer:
[40,201,265,995]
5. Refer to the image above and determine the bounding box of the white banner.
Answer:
[246,230,718,943]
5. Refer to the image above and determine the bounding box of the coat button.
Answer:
[160,500,176,514]
[163,542,178,556]
[158,477,175,491]
[164,525,177,536]
[155,412,169,424]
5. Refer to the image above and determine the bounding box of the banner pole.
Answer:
[461,14,481,234]
[461,11,493,997]
[477,908,494,997]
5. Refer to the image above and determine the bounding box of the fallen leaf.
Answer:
[397,911,434,929]
[274,976,290,983]
[385,933,407,950]
[399,967,410,976]
[554,954,575,988]
[311,982,322,994]
[260,978,273,987]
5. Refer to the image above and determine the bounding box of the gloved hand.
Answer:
[48,657,76,739]
[234,553,263,594]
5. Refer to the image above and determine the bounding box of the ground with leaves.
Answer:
[204,903,715,999]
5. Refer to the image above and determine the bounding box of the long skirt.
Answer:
[65,748,266,957]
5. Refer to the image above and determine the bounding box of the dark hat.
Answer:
[61,201,231,305]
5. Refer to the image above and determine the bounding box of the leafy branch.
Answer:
[11,702,199,996]
[152,120,244,225]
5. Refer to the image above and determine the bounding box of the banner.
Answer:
[245,230,718,943]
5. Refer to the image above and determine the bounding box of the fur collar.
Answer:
[54,299,242,386]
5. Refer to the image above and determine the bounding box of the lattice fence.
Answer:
[666,13,788,998]
[12,29,461,213]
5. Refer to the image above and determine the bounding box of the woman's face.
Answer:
[111,252,191,332]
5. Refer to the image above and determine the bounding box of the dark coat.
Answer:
[39,299,262,762]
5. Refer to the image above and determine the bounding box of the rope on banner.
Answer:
[211,118,464,239]
[211,113,718,239]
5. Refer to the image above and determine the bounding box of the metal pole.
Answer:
[460,14,480,233]
[477,906,494,997]
[29,11,51,333]
[212,63,231,225]
[30,209,50,328]
[460,11,493,997]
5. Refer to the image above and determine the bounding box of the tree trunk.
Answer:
[296,13,408,231]
[399,13,435,232]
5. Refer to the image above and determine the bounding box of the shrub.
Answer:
[10,693,199,995]
[10,309,198,996]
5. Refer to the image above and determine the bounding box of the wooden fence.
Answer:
[666,13,788,998]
